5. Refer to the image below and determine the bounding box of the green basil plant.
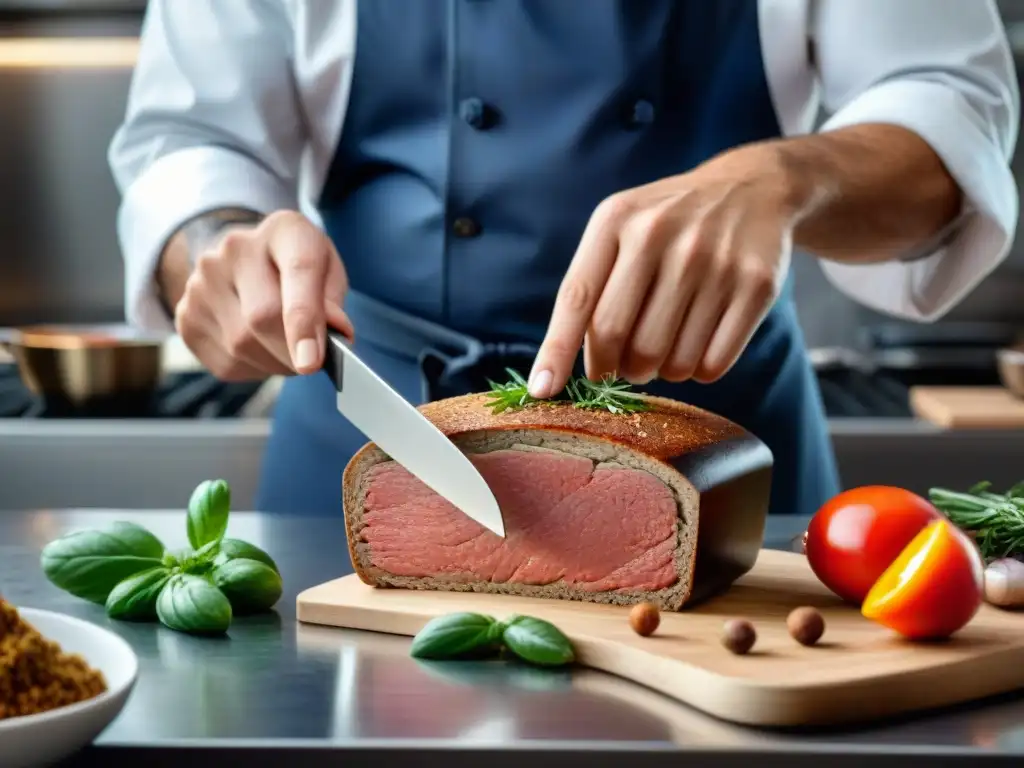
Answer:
[40,479,282,636]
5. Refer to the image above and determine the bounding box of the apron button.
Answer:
[626,98,656,128]
[459,97,495,130]
[452,216,481,238]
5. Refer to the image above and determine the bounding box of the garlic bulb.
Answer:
[983,558,1024,608]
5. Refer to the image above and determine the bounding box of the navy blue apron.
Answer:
[256,0,841,526]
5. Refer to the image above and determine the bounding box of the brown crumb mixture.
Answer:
[0,596,107,719]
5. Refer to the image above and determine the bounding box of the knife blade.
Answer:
[322,330,505,537]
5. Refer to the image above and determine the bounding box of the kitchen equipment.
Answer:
[0,608,138,768]
[997,346,1024,398]
[864,321,1023,351]
[0,363,265,419]
[0,330,269,419]
[0,325,164,416]
[858,322,1024,388]
[910,386,1024,429]
[809,347,913,418]
[322,330,505,537]
[297,549,1024,728]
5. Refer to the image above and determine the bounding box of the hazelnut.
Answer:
[721,618,756,655]
[629,602,661,636]
[787,606,825,646]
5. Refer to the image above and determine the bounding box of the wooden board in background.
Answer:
[296,550,1024,728]
[910,386,1024,429]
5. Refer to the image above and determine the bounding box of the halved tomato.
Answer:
[804,486,943,605]
[862,519,984,639]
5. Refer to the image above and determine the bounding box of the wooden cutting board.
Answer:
[910,386,1024,429]
[297,549,1024,728]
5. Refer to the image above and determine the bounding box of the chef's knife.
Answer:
[322,330,505,537]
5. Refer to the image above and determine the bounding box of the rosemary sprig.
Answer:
[484,368,650,415]
[563,375,651,414]
[485,369,537,414]
[929,481,1024,560]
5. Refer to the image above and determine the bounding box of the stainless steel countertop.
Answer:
[2,509,1024,768]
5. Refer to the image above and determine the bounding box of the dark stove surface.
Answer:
[0,364,262,418]
[815,367,913,418]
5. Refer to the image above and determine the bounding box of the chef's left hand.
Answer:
[530,145,802,398]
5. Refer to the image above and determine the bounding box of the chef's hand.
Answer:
[175,210,354,381]
[530,145,797,397]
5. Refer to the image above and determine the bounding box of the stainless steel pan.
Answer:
[0,324,163,411]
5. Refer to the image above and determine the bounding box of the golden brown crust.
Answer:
[414,393,747,461]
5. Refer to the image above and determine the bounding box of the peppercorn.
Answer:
[787,606,825,646]
[628,602,660,636]
[721,618,756,655]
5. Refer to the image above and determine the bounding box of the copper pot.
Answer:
[1,325,164,411]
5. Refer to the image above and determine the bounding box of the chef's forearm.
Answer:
[767,124,963,264]
[156,208,264,316]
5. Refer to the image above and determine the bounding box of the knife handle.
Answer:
[321,329,348,393]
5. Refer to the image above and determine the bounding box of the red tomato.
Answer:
[804,486,944,605]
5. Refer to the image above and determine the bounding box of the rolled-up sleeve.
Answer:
[812,0,1020,322]
[109,0,304,332]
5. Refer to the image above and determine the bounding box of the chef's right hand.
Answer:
[175,210,354,381]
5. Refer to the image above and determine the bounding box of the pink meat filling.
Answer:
[360,448,679,592]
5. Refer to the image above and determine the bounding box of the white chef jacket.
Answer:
[109,0,1021,334]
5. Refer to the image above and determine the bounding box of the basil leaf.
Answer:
[186,479,231,549]
[156,574,233,635]
[169,546,197,561]
[195,540,221,561]
[105,566,172,621]
[213,538,279,574]
[101,521,166,558]
[501,616,575,667]
[170,540,222,577]
[182,560,216,577]
[40,523,166,604]
[211,558,283,614]
[409,613,503,660]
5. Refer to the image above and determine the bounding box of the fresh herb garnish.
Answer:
[929,481,1024,560]
[485,369,538,414]
[40,478,282,636]
[410,611,576,667]
[484,368,649,415]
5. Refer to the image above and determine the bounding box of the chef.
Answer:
[110,1,1018,521]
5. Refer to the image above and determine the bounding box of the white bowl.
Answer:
[0,608,138,768]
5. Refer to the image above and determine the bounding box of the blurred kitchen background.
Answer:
[1,0,1024,512]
